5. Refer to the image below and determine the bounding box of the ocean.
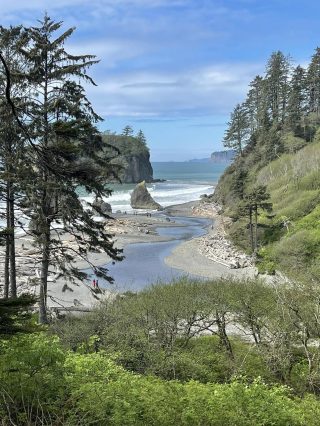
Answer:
[81,162,228,212]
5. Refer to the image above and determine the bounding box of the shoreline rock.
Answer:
[130,181,162,210]
[192,201,253,269]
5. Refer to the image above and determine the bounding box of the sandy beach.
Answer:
[1,199,259,311]
[164,200,257,280]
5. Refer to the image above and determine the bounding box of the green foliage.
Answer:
[281,132,307,153]
[296,205,320,231]
[223,103,250,155]
[2,332,320,425]
[103,132,150,157]
[214,47,320,281]
[51,277,320,395]
[0,333,66,423]
[0,295,37,335]
[3,278,320,423]
[256,247,276,274]
[0,16,123,322]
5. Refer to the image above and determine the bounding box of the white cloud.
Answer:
[86,62,263,118]
[68,39,149,68]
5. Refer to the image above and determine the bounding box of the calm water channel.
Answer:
[90,215,211,292]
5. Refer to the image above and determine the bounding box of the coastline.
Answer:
[3,199,259,311]
[164,200,257,280]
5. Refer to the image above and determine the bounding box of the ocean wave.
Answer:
[87,182,214,212]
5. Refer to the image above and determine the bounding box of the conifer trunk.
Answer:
[39,226,50,324]
[8,180,16,297]
[249,206,254,252]
[4,184,10,299]
[254,205,258,253]
[38,37,50,324]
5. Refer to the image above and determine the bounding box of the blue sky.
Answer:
[2,0,320,160]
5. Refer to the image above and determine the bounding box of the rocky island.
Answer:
[102,128,154,183]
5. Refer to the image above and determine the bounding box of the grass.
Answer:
[254,141,320,279]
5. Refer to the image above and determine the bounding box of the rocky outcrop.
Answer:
[92,198,112,214]
[130,181,162,210]
[122,153,153,183]
[199,232,253,268]
[191,201,252,269]
[210,150,236,163]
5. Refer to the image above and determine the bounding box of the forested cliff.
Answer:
[213,48,320,282]
[102,128,153,183]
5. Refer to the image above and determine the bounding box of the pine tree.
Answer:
[122,125,134,137]
[241,185,272,253]
[265,51,291,125]
[286,65,307,134]
[16,16,122,323]
[223,103,250,156]
[0,294,36,335]
[0,25,29,298]
[245,75,269,133]
[136,129,147,146]
[306,47,320,116]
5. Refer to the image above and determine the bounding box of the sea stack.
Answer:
[130,181,162,210]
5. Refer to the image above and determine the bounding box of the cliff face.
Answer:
[102,133,154,184]
[121,152,153,183]
[210,150,236,162]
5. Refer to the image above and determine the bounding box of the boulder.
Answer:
[130,181,162,210]
[92,198,112,215]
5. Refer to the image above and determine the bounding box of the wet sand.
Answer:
[2,200,259,310]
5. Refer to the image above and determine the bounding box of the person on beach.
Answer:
[96,279,99,288]
[92,279,96,288]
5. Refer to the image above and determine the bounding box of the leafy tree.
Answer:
[223,103,250,156]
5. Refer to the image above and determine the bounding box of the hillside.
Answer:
[102,131,154,183]
[213,48,320,283]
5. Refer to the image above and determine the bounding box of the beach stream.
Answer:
[95,215,211,292]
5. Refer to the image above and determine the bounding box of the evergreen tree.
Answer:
[265,51,291,124]
[306,47,320,116]
[0,25,29,298]
[136,129,147,145]
[15,16,122,323]
[245,75,269,133]
[122,125,134,137]
[0,294,36,335]
[286,65,307,135]
[223,103,250,156]
[239,186,272,253]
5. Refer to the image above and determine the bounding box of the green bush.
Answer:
[2,333,320,425]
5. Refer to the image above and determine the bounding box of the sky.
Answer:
[1,0,320,161]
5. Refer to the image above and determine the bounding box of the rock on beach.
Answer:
[130,181,162,210]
